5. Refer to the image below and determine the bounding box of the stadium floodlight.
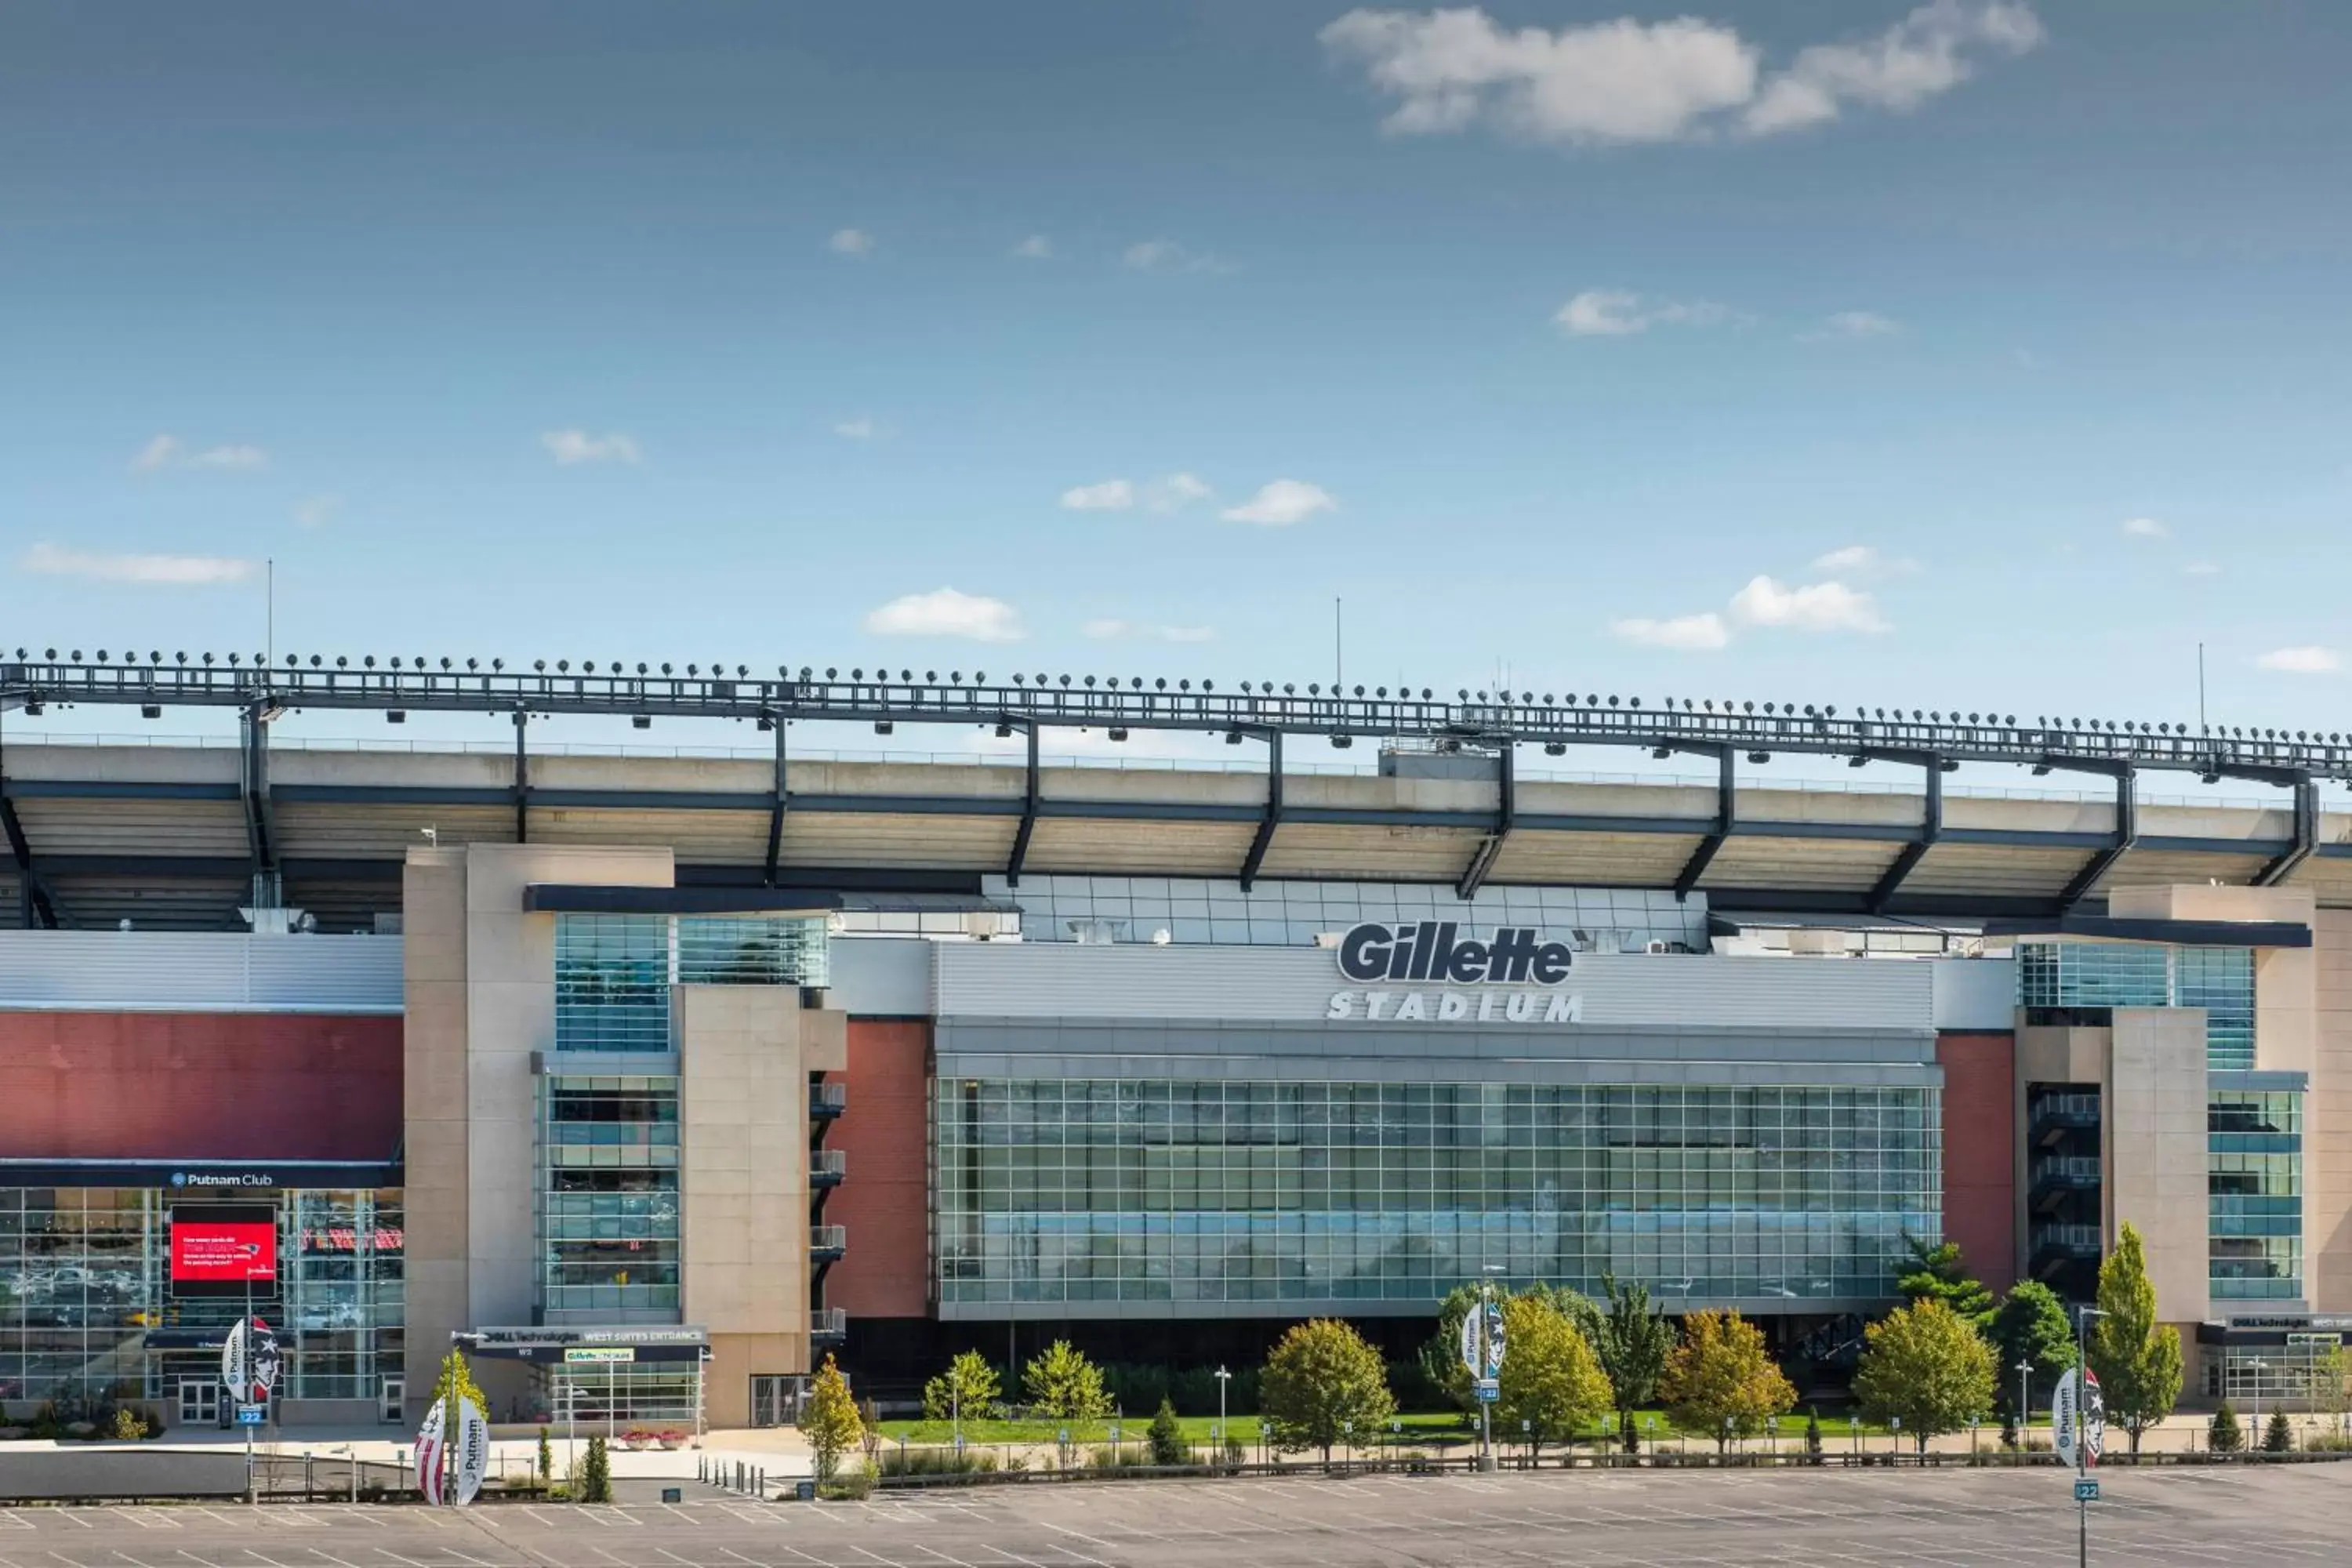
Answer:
[387,711,406,724]
[633,716,652,730]
[1748,752,1771,764]
[994,722,1014,739]
[1225,731,1243,745]
[1107,728,1127,742]
[875,720,894,735]
[140,705,161,720]
[1544,742,1566,756]
[1331,735,1352,749]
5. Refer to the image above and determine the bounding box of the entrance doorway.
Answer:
[178,1378,220,1428]
[750,1374,806,1428]
[379,1377,405,1424]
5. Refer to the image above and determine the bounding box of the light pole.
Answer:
[2249,1357,2267,1448]
[949,1362,962,1456]
[2073,1305,2107,1568]
[2015,1358,2033,1452]
[1479,1265,1505,1474]
[1214,1366,1231,1465]
[1766,1415,1779,1459]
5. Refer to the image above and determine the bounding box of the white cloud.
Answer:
[131,434,268,472]
[1013,234,1053,260]
[132,434,181,472]
[542,430,642,466]
[1321,2,2041,147]
[293,495,341,528]
[1744,1,2045,136]
[2120,516,2167,539]
[1146,472,1214,512]
[21,542,257,586]
[862,587,1026,643]
[1084,618,1218,644]
[1610,612,1730,651]
[1222,479,1338,526]
[833,416,877,440]
[1809,310,1901,339]
[1729,574,1889,633]
[829,228,875,256]
[2257,646,2340,674]
[1061,479,1136,512]
[1555,289,1730,336]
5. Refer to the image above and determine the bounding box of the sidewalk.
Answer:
[0,1425,816,1483]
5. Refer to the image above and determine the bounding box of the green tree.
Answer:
[1261,1319,1396,1461]
[801,1355,864,1483]
[1022,1340,1112,1423]
[578,1435,612,1503]
[2311,1343,2349,1441]
[1896,1234,1996,1330]
[2263,1406,2293,1453]
[430,1347,487,1421]
[2084,1222,2183,1455]
[2208,1402,2243,1454]
[1659,1308,1795,1450]
[922,1350,1004,1422]
[1594,1273,1678,1454]
[1852,1298,1998,1454]
[536,1426,552,1481]
[1421,1281,1604,1416]
[1493,1293,1612,1457]
[1988,1280,2077,1416]
[1146,1398,1189,1466]
[1804,1406,1824,1461]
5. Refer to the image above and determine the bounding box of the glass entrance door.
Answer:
[379,1377,405,1423]
[178,1378,220,1427]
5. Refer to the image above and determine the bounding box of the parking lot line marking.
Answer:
[48,1514,93,1531]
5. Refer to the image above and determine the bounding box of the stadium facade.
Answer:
[3,654,2352,1425]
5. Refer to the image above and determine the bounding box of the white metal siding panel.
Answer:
[1933,958,2017,1030]
[0,932,403,1012]
[934,944,1933,1031]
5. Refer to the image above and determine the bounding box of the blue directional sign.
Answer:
[2074,1479,2100,1503]
[234,1403,267,1427]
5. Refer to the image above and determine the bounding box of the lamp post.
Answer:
[2015,1358,2033,1453]
[1889,1414,1901,1459]
[949,1363,962,1456]
[2249,1357,2267,1445]
[2073,1305,2108,1568]
[1214,1366,1231,1464]
[1766,1415,1779,1459]
[1479,1264,1505,1474]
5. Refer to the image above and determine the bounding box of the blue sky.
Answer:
[5,1,2351,760]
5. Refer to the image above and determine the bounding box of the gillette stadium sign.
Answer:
[1327,922,1581,1024]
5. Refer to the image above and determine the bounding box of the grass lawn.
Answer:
[870,1408,1951,1448]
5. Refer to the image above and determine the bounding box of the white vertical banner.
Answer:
[415,1397,448,1506]
[220,1319,250,1400]
[453,1396,491,1506]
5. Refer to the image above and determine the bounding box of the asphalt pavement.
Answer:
[0,1462,2339,1566]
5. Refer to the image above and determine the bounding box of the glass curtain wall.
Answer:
[2209,1091,2303,1301]
[0,1189,402,1405]
[935,1079,1939,1308]
[539,1076,682,1320]
[555,913,829,1054]
[2016,940,2256,1069]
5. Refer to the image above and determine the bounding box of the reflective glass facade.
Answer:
[0,1189,403,1405]
[539,1076,681,1321]
[555,913,829,1054]
[935,1079,1939,1308]
[2016,940,2256,1069]
[2210,1090,2303,1301]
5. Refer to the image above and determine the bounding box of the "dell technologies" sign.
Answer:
[1327,921,1581,1024]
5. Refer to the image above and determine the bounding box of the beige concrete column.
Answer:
[401,848,470,1413]
[2109,1007,2212,1323]
[677,986,846,1429]
[2312,912,2352,1313]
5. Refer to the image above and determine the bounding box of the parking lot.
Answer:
[0,1464,2343,1567]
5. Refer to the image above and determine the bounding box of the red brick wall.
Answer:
[1938,1031,2017,1292]
[822,1019,931,1319]
[0,1011,403,1161]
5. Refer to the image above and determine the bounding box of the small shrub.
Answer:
[1147,1399,1189,1467]
[821,1471,876,1501]
[878,1446,996,1477]
[2209,1403,2243,1454]
[110,1408,148,1442]
[2300,1428,2352,1452]
[579,1435,613,1502]
[2263,1408,2294,1453]
[537,1427,553,1479]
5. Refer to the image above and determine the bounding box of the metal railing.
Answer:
[2032,1223,2103,1252]
[2030,1093,2101,1122]
[811,1224,847,1254]
[2033,1156,2103,1185]
[7,653,2347,784]
[810,1082,847,1116]
[811,1306,848,1338]
[811,1148,847,1182]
